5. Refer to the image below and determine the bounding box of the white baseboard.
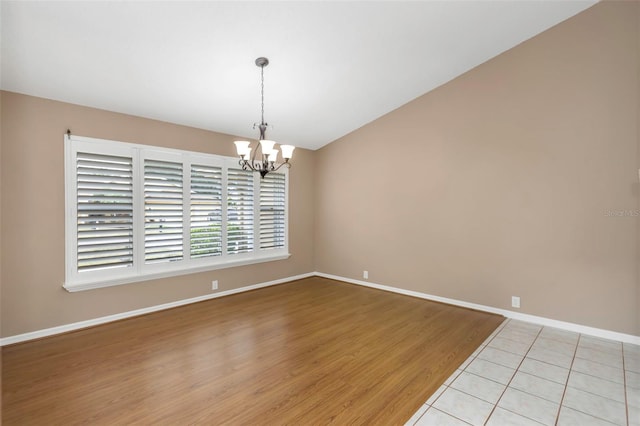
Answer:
[4,271,638,347]
[0,272,315,346]
[314,272,640,345]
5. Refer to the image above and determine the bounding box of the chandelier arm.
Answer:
[272,161,292,172]
[240,158,260,172]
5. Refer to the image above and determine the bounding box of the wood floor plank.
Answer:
[2,277,503,425]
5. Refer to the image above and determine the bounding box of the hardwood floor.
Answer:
[2,277,503,425]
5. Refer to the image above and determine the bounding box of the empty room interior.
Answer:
[1,1,639,425]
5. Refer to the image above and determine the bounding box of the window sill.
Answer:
[63,253,291,292]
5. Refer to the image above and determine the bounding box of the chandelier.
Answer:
[234,57,295,178]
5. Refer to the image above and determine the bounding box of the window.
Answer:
[65,135,289,291]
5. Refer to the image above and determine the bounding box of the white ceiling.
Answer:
[1,1,596,150]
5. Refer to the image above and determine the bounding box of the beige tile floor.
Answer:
[406,319,640,426]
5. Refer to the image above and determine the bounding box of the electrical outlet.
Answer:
[363,270,368,279]
[212,280,218,290]
[511,296,520,308]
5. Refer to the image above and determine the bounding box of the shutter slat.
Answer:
[76,152,134,272]
[78,242,133,252]
[227,168,254,255]
[144,159,184,263]
[190,164,223,259]
[259,173,285,250]
[78,249,134,260]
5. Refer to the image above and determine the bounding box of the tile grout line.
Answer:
[482,319,542,425]
[572,348,625,369]
[464,368,513,388]
[501,352,569,384]
[507,370,568,405]
[553,332,580,425]
[553,335,628,426]
[563,376,628,405]
[564,340,630,425]
[434,406,475,426]
[562,357,625,386]
[622,345,629,426]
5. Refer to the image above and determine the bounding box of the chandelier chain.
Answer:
[260,64,265,125]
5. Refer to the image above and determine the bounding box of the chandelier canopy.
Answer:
[234,57,294,178]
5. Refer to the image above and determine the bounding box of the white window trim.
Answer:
[64,134,290,292]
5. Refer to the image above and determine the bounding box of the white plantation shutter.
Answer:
[144,159,184,263]
[190,164,223,258]
[226,168,254,255]
[65,135,289,291]
[260,172,286,250]
[76,152,134,272]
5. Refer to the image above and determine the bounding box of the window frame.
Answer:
[64,134,290,292]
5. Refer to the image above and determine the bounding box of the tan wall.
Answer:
[637,2,640,335]
[0,90,3,385]
[0,92,315,337]
[315,1,640,335]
